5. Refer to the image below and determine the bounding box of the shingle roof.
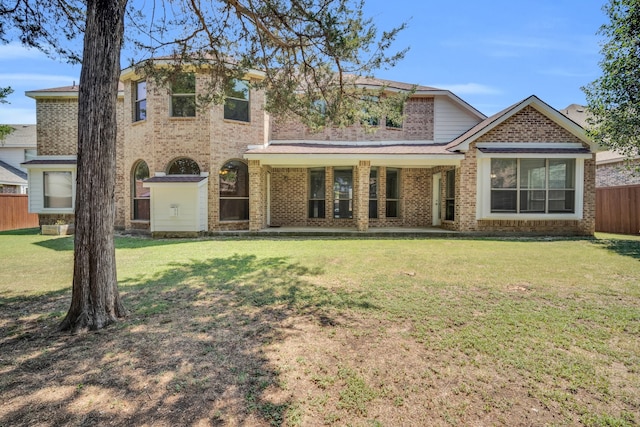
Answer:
[0,160,27,185]
[21,159,77,166]
[145,175,207,183]
[478,147,591,154]
[0,125,37,147]
[246,143,453,155]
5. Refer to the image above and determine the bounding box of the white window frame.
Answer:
[23,160,77,214]
[476,152,587,221]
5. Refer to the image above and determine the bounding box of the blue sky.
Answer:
[0,0,606,124]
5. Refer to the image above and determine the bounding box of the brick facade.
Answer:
[271,97,435,142]
[596,160,640,187]
[476,106,584,144]
[30,76,597,236]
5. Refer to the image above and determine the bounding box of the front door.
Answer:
[432,173,442,226]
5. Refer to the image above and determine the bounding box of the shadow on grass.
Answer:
[33,233,225,252]
[0,253,376,426]
[0,227,40,236]
[593,237,640,260]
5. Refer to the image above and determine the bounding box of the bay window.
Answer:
[490,158,576,214]
[44,171,73,209]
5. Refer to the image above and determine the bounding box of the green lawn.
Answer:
[1,229,639,426]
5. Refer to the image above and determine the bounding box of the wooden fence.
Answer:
[0,194,39,231]
[596,184,640,235]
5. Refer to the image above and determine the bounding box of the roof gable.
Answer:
[446,95,594,152]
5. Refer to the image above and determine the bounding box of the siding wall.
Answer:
[434,97,482,143]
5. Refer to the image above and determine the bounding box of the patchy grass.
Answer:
[0,230,639,425]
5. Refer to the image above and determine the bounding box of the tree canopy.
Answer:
[583,0,640,158]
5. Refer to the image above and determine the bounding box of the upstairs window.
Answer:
[385,102,404,129]
[361,96,379,127]
[134,80,147,121]
[224,79,250,122]
[170,73,196,117]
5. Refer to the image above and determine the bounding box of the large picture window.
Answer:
[224,79,250,122]
[170,73,196,117]
[219,160,249,221]
[386,168,399,217]
[491,158,575,214]
[134,80,146,121]
[44,171,72,208]
[309,168,325,218]
[333,168,353,219]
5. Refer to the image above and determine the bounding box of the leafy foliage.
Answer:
[0,86,14,141]
[583,0,640,158]
[129,0,409,130]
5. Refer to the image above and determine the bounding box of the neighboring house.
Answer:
[0,124,37,194]
[21,66,598,235]
[560,104,640,188]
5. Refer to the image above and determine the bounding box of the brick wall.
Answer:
[476,106,584,144]
[596,160,640,187]
[36,99,78,155]
[271,97,435,142]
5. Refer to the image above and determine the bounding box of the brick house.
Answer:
[21,66,598,236]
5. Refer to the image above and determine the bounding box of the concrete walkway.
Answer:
[212,226,460,238]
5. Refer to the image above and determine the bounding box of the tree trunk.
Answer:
[60,0,128,332]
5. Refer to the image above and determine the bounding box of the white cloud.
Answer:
[431,83,502,95]
[0,42,47,60]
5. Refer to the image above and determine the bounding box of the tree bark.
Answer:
[59,0,128,332]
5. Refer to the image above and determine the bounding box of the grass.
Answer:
[0,228,639,425]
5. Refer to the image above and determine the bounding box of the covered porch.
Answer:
[245,143,463,232]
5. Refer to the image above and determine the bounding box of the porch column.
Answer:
[356,160,371,232]
[248,159,264,232]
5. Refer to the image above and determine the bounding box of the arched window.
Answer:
[219,160,249,221]
[166,157,200,175]
[132,160,150,220]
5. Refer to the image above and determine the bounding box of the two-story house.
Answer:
[21,65,598,236]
